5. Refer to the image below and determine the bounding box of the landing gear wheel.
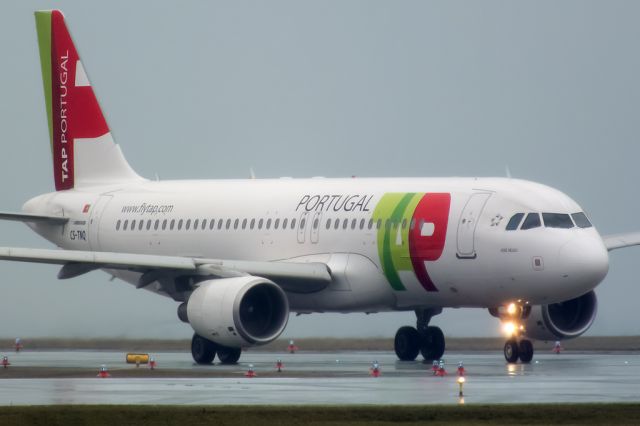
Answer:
[191,334,217,364]
[518,339,534,363]
[504,339,519,363]
[394,326,421,361]
[420,326,446,361]
[217,346,242,364]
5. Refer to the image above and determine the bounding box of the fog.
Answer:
[0,1,639,339]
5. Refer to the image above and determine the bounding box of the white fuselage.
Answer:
[23,177,609,313]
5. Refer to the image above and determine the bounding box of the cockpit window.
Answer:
[571,212,592,228]
[542,213,574,229]
[521,213,541,230]
[505,213,524,231]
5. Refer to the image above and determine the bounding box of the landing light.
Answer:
[502,321,516,337]
[506,303,517,316]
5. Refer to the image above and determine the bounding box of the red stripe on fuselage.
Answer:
[408,193,451,292]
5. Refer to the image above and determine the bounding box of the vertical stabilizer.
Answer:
[35,10,143,191]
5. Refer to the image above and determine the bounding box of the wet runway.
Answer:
[1,350,640,405]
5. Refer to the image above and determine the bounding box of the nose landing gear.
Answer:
[490,302,535,364]
[503,338,533,363]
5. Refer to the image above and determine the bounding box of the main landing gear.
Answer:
[191,334,242,365]
[394,308,445,361]
[491,302,534,364]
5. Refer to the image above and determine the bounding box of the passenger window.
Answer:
[274,218,280,229]
[155,219,160,230]
[178,219,183,230]
[360,218,365,230]
[283,218,288,229]
[116,220,121,230]
[186,219,191,230]
[170,219,175,230]
[313,218,319,229]
[250,218,255,230]
[139,220,144,231]
[217,219,223,230]
[201,219,207,230]
[506,213,525,231]
[242,218,247,229]
[146,220,151,230]
[521,213,541,230]
[131,220,136,230]
[402,218,407,229]
[226,219,231,230]
[410,218,415,230]
[571,212,592,229]
[291,218,296,229]
[123,220,128,230]
[301,218,306,229]
[334,218,340,230]
[266,218,271,229]
[351,218,356,230]
[258,219,263,230]
[326,219,332,230]
[542,213,574,229]
[377,219,382,229]
[194,219,199,229]
[368,219,373,230]
[342,218,348,230]
[234,219,239,229]
[209,219,215,230]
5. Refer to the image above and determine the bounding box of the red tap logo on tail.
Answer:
[36,10,109,190]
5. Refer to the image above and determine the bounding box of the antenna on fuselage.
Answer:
[505,165,512,179]
[249,167,256,180]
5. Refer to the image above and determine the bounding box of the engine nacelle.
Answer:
[523,291,597,341]
[186,276,289,347]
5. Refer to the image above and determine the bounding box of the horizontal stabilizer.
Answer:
[0,212,68,225]
[602,232,640,251]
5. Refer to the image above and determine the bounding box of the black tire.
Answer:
[217,346,242,364]
[191,334,217,364]
[504,339,519,363]
[420,326,446,360]
[394,326,421,361]
[518,339,534,363]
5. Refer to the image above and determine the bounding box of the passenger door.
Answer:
[456,192,491,259]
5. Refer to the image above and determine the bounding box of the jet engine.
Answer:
[523,290,597,341]
[185,276,289,347]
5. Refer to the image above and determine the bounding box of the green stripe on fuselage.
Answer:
[373,192,424,291]
[35,11,53,153]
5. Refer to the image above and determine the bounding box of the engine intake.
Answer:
[186,276,289,347]
[523,291,597,341]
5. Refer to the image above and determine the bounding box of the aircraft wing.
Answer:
[0,211,68,224]
[0,247,332,294]
[602,232,640,251]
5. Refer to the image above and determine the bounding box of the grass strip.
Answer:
[1,404,640,426]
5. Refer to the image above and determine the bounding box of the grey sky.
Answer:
[0,1,639,339]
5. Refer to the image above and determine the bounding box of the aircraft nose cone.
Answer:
[559,236,609,291]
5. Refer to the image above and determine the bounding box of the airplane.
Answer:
[1,9,639,365]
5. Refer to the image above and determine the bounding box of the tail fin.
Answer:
[34,10,142,191]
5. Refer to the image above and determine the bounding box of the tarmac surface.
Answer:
[1,350,639,405]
